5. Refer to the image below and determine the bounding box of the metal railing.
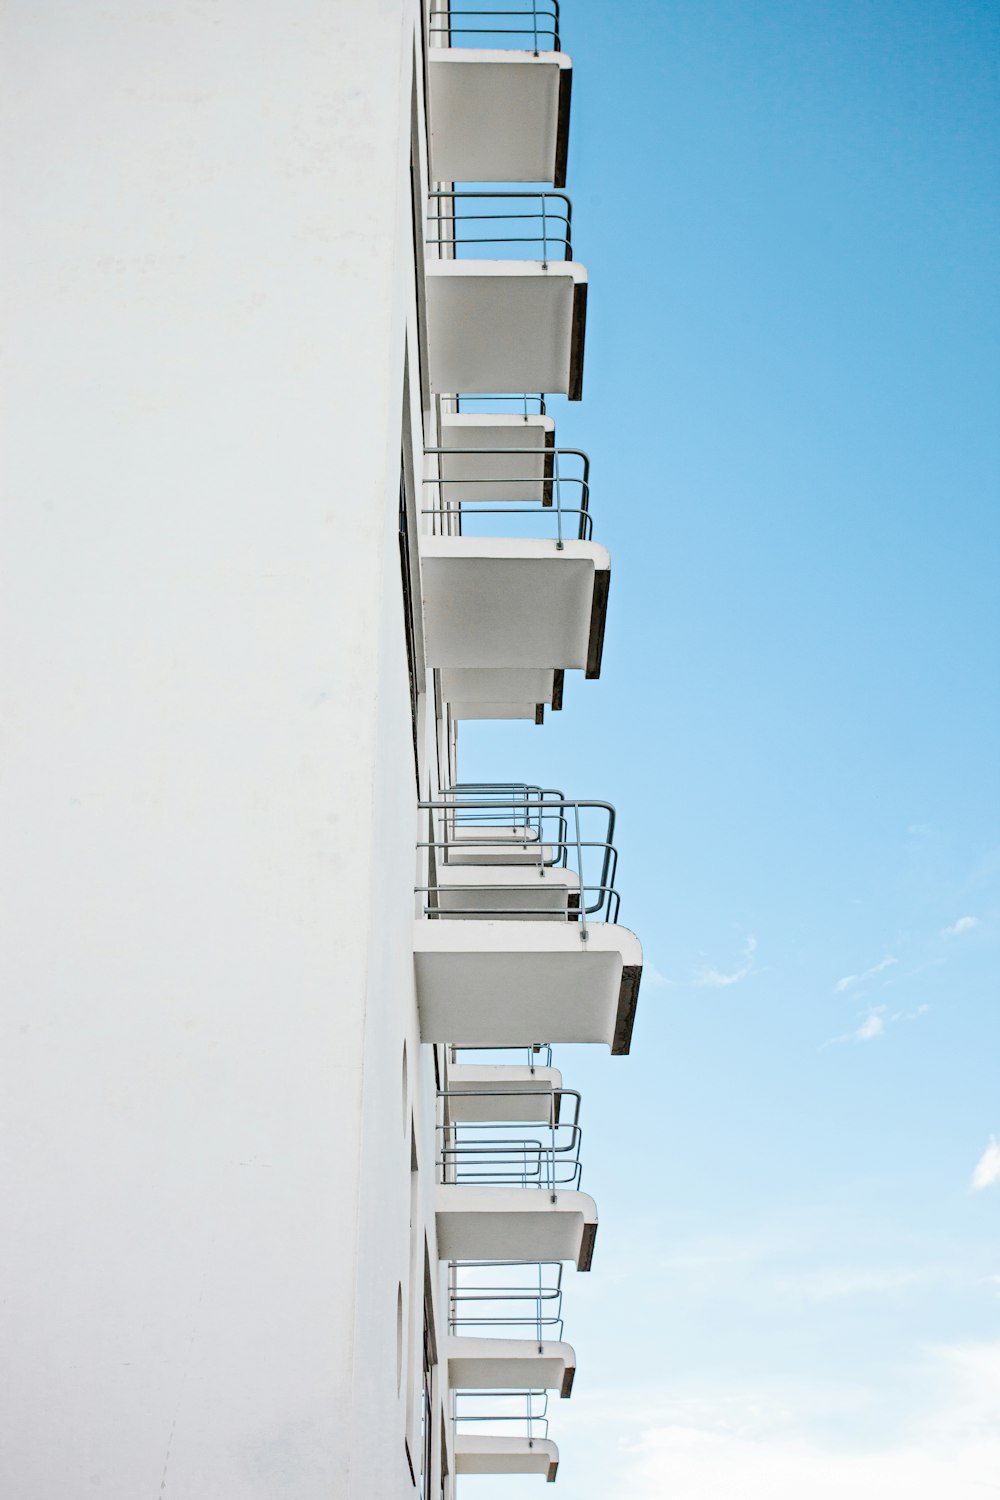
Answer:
[452,1043,555,1068]
[453,1389,551,1443]
[454,393,547,418]
[438,1088,582,1193]
[450,1259,566,1344]
[427,191,573,263]
[429,1,561,52]
[417,786,622,936]
[422,444,591,546]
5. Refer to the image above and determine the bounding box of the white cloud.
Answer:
[644,963,672,989]
[943,916,979,937]
[559,1342,1000,1500]
[696,935,757,988]
[834,956,897,993]
[971,1137,1000,1192]
[823,1002,929,1048]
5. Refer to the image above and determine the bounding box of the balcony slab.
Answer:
[455,1434,559,1481]
[442,666,563,723]
[448,1336,576,1398]
[420,538,609,678]
[438,413,556,506]
[414,919,642,1054]
[436,1185,597,1269]
[444,1064,564,1123]
[426,261,587,399]
[432,864,580,919]
[428,50,572,186]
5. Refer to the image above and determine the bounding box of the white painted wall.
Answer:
[0,2,448,1494]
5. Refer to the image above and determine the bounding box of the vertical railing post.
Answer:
[574,802,588,941]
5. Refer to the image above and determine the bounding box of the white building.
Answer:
[1,3,643,1496]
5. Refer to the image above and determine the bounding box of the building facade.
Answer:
[2,2,643,1496]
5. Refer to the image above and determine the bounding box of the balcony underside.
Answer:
[441,667,563,723]
[444,1065,564,1123]
[420,539,609,678]
[436,1186,597,1270]
[433,864,580,919]
[414,920,643,1054]
[426,261,587,398]
[444,827,552,866]
[448,1337,576,1398]
[438,413,556,506]
[428,50,572,186]
[455,1434,559,1481]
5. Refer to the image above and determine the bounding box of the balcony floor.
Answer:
[448,1337,576,1398]
[426,261,587,398]
[420,538,609,677]
[441,666,562,722]
[414,920,643,1054]
[455,1434,559,1481]
[444,1064,564,1123]
[433,864,580,919]
[436,1186,597,1269]
[428,50,572,186]
[437,413,556,507]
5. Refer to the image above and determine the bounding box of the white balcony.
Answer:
[425,259,587,398]
[428,50,572,186]
[436,1185,597,1269]
[448,1336,576,1398]
[433,864,580,919]
[455,1434,559,1482]
[419,537,609,678]
[438,413,555,506]
[414,920,642,1054]
[440,666,563,722]
[443,1065,564,1122]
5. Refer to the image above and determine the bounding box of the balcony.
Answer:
[425,193,587,398]
[428,3,571,187]
[444,1063,565,1122]
[420,441,608,702]
[414,788,643,1053]
[449,1258,575,1396]
[454,1391,559,1482]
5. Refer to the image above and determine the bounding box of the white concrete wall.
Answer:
[1,2,448,1495]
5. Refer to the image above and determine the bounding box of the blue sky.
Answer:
[457,1,1000,1493]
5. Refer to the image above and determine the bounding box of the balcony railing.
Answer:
[423,443,591,545]
[438,1088,583,1192]
[418,785,621,934]
[454,1388,551,1442]
[428,191,573,263]
[450,1259,566,1343]
[454,393,548,417]
[429,1,561,51]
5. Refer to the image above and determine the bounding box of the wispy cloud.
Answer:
[942,916,979,937]
[823,1003,929,1048]
[558,1342,1000,1500]
[696,935,757,988]
[971,1137,1000,1193]
[644,963,672,989]
[834,956,897,993]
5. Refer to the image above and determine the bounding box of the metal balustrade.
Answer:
[423,443,591,546]
[454,1388,551,1442]
[438,1088,583,1192]
[417,785,622,936]
[427,191,573,262]
[450,1260,566,1343]
[454,393,548,417]
[429,1,561,52]
[453,1044,555,1068]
